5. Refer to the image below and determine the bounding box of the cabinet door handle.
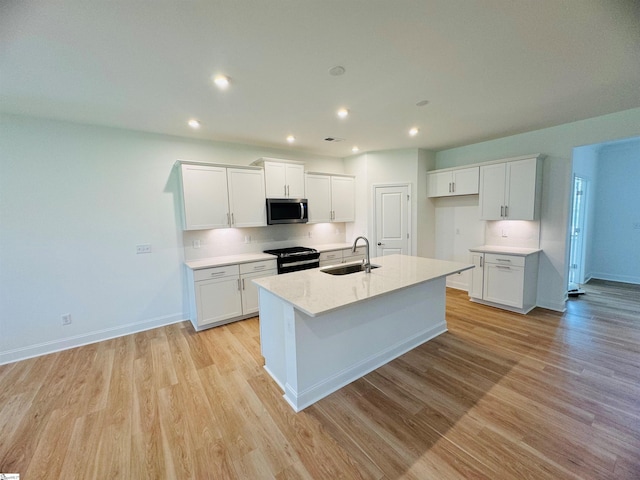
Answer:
[479,257,483,267]
[377,242,384,246]
[496,265,511,270]
[210,271,225,277]
[496,258,511,262]
[253,265,265,270]
[500,206,504,217]
[452,181,455,193]
[227,212,231,226]
[505,205,508,217]
[231,212,235,225]
[242,278,245,290]
[284,185,287,196]
[237,279,241,290]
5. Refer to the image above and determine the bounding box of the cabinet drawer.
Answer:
[319,250,342,263]
[484,253,525,267]
[239,259,277,274]
[194,264,240,282]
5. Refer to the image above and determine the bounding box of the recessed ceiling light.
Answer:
[187,119,201,129]
[337,108,349,119]
[213,75,230,89]
[409,127,419,136]
[351,146,360,153]
[328,65,346,76]
[286,135,295,143]
[416,100,430,107]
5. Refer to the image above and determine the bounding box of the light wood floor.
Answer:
[1,285,639,479]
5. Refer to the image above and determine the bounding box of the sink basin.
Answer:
[320,262,380,275]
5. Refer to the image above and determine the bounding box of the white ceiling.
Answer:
[2,0,639,157]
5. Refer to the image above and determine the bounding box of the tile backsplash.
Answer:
[183,223,346,261]
[484,220,540,249]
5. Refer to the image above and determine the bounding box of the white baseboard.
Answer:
[589,273,640,285]
[0,313,186,366]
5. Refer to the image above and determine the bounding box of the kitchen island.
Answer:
[253,254,473,411]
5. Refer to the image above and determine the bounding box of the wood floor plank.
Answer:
[1,280,639,479]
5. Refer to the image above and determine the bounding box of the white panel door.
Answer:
[305,174,332,223]
[452,167,479,195]
[479,163,506,220]
[505,158,537,220]
[469,253,484,298]
[195,277,242,326]
[285,163,306,198]
[240,269,276,315]
[331,176,355,222]
[264,162,287,197]
[180,164,230,230]
[227,168,266,227]
[374,185,409,256]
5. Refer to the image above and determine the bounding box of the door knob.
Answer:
[377,242,384,246]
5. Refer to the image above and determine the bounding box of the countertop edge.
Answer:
[469,245,542,256]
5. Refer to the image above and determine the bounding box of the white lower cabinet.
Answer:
[240,261,277,315]
[469,250,539,314]
[188,259,276,330]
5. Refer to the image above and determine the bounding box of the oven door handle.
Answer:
[300,202,305,220]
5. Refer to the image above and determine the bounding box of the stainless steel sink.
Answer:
[320,262,380,275]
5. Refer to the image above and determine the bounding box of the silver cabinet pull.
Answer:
[452,182,455,193]
[227,212,231,226]
[237,279,241,290]
[505,205,508,217]
[210,271,225,277]
[253,265,265,270]
[242,278,245,290]
[480,256,483,267]
[496,258,511,262]
[500,206,504,217]
[496,265,511,270]
[231,212,235,225]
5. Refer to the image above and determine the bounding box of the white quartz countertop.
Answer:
[185,252,276,270]
[253,254,473,317]
[184,243,357,270]
[469,245,541,256]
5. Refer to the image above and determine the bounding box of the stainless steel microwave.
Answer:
[266,198,308,225]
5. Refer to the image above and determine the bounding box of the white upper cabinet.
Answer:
[305,174,332,223]
[227,168,267,227]
[179,162,266,230]
[180,164,230,230]
[331,176,356,222]
[306,173,355,223]
[479,156,543,220]
[262,160,305,198]
[427,166,479,197]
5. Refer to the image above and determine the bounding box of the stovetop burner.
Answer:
[264,246,318,257]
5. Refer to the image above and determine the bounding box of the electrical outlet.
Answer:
[192,240,201,249]
[244,235,251,244]
[136,244,152,254]
[62,314,72,325]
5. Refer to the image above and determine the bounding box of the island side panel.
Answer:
[285,278,447,411]
[258,287,289,391]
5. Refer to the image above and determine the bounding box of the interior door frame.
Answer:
[372,183,413,256]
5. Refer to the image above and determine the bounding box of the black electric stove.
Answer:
[264,246,320,274]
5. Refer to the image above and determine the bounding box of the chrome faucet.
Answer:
[352,236,371,273]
